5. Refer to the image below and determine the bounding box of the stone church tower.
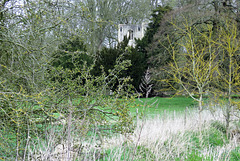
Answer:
[118,23,148,47]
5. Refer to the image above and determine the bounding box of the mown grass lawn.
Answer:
[129,96,197,117]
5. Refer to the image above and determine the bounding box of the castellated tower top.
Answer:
[118,23,148,47]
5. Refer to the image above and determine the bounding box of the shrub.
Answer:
[0,56,135,160]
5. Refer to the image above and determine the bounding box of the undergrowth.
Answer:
[97,110,240,161]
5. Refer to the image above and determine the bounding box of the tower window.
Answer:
[138,26,141,31]
[120,27,122,32]
[128,30,133,40]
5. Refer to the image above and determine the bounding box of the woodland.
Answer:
[1,0,240,160]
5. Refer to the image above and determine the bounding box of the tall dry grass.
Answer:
[20,107,240,160]
[102,108,240,161]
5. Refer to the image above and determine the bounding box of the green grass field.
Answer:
[129,96,197,117]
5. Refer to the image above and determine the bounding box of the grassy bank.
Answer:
[3,96,240,160]
[96,109,240,161]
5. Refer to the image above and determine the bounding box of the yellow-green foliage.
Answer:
[0,57,135,159]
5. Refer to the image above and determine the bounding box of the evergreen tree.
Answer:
[93,37,148,91]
